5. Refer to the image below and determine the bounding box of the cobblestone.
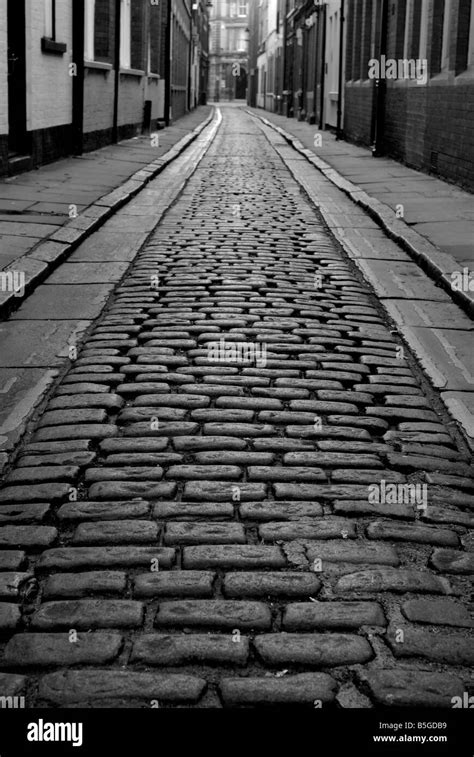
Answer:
[388,626,474,666]
[362,670,464,707]
[0,107,471,709]
[336,569,451,595]
[255,634,373,667]
[38,671,207,705]
[220,673,337,706]
[283,601,386,629]
[131,634,249,665]
[4,633,123,667]
[31,600,144,629]
[154,600,272,630]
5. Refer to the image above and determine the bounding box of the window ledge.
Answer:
[387,77,428,87]
[120,68,146,77]
[454,69,474,82]
[85,60,113,71]
[428,71,452,84]
[41,37,67,55]
[148,73,161,80]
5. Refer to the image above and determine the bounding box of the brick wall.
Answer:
[83,68,116,138]
[383,79,474,191]
[118,73,147,128]
[343,81,374,145]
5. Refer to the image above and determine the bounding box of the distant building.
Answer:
[0,0,209,177]
[209,0,249,101]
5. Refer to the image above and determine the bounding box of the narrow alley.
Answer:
[0,107,472,711]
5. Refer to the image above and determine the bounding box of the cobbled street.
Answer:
[0,108,472,709]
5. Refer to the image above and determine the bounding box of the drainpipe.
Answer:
[72,0,85,154]
[335,0,344,140]
[112,0,121,143]
[372,0,388,156]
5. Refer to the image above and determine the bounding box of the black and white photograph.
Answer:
[0,0,473,751]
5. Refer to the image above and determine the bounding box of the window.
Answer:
[440,0,452,71]
[42,0,66,53]
[120,0,145,70]
[130,0,146,70]
[455,0,473,74]
[238,1,248,16]
[228,28,247,51]
[430,0,445,75]
[345,0,354,81]
[149,0,163,75]
[44,0,56,39]
[361,0,373,80]
[406,0,423,59]
[84,0,95,61]
[120,0,132,68]
[419,0,430,63]
[84,0,112,63]
[392,0,407,59]
[468,0,474,68]
[353,0,363,80]
[95,0,112,61]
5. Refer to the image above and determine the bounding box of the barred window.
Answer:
[95,0,112,61]
[430,0,445,75]
[131,0,146,70]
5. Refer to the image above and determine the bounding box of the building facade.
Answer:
[0,0,209,177]
[209,0,249,101]
[249,0,474,192]
[344,0,474,190]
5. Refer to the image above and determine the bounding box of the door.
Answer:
[235,67,247,99]
[7,0,28,155]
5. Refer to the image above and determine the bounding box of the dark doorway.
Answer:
[235,68,248,100]
[7,0,29,157]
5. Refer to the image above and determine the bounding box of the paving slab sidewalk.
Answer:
[0,106,212,318]
[248,107,474,316]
